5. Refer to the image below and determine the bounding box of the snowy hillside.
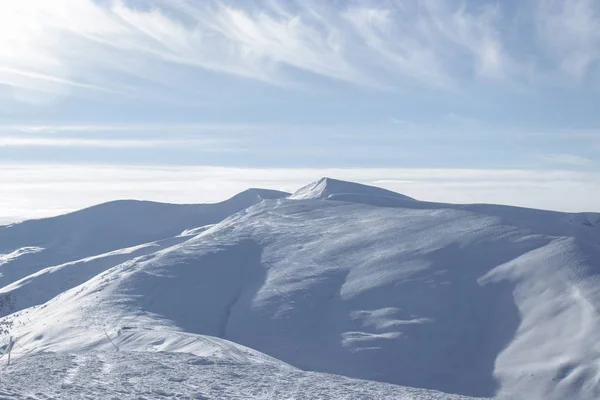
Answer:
[0,189,288,291]
[0,178,599,399]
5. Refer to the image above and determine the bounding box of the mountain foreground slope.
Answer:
[0,178,599,399]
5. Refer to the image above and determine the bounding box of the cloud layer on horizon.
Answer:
[2,164,599,224]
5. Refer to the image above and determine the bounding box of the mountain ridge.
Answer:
[0,178,599,399]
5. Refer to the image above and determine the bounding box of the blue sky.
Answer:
[1,0,599,221]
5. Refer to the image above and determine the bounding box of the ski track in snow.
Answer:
[0,352,482,400]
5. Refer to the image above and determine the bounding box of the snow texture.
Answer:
[0,351,481,400]
[0,178,599,399]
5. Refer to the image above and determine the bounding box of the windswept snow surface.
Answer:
[290,177,414,201]
[0,189,288,287]
[0,178,599,399]
[0,351,481,400]
[0,235,193,317]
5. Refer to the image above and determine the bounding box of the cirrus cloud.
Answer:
[1,0,598,101]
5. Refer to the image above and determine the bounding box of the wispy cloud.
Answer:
[535,0,600,81]
[0,136,241,149]
[0,123,277,133]
[1,0,597,102]
[538,153,595,167]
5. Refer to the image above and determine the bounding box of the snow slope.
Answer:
[290,177,414,201]
[0,188,288,287]
[1,178,599,399]
[0,351,481,400]
[0,234,193,317]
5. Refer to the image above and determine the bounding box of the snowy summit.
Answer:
[0,178,599,400]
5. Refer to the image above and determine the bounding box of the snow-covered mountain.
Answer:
[0,188,288,309]
[0,178,599,400]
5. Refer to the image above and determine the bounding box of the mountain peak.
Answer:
[289,177,413,201]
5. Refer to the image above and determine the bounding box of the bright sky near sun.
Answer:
[0,0,599,222]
